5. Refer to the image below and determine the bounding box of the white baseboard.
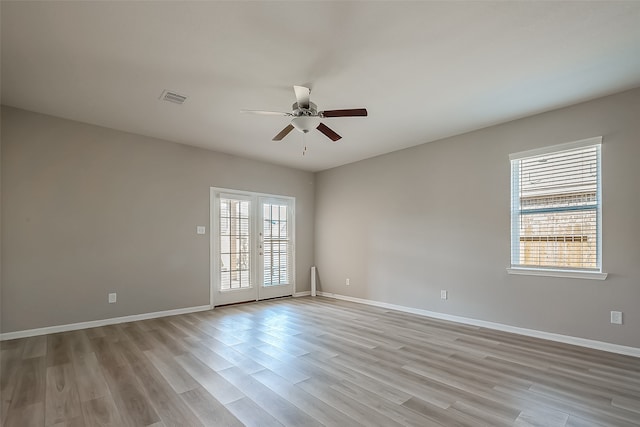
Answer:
[294,291,311,297]
[317,292,640,358]
[0,304,212,341]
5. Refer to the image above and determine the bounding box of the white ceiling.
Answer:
[2,1,640,172]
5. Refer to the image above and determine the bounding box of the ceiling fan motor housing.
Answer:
[292,102,318,116]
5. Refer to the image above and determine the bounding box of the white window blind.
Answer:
[510,138,602,272]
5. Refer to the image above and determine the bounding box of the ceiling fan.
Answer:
[241,85,367,142]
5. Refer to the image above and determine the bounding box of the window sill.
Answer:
[506,267,608,280]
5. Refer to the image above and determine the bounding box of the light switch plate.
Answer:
[108,293,117,304]
[610,311,623,325]
[196,226,206,235]
[441,290,448,300]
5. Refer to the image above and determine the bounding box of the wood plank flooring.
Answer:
[1,296,639,426]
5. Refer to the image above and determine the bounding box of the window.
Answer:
[508,137,606,279]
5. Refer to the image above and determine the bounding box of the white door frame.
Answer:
[210,187,296,307]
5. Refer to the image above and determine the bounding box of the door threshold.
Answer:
[214,294,293,308]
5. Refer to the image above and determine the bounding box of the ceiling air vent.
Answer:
[159,90,187,105]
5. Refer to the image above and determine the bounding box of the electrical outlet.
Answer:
[610,311,622,325]
[346,278,350,286]
[108,293,117,304]
[441,290,448,300]
[196,226,206,235]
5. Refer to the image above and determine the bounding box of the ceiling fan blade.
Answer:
[272,124,295,141]
[316,123,342,142]
[293,85,311,109]
[241,109,291,116]
[321,108,368,118]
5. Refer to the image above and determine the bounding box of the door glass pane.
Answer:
[262,202,289,287]
[220,197,251,290]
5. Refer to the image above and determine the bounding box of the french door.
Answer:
[210,188,295,306]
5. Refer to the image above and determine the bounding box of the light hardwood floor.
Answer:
[1,296,639,426]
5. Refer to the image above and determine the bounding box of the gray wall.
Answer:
[315,88,640,348]
[1,106,315,333]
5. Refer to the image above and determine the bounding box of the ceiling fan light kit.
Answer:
[241,85,367,143]
[291,116,321,134]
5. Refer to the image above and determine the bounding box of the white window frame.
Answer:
[507,137,607,280]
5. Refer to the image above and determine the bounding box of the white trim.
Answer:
[596,144,604,276]
[316,292,639,358]
[509,136,602,160]
[507,267,607,280]
[210,187,216,308]
[0,305,212,341]
[294,291,311,297]
[209,186,295,200]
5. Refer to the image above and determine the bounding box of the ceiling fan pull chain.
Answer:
[302,133,307,156]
